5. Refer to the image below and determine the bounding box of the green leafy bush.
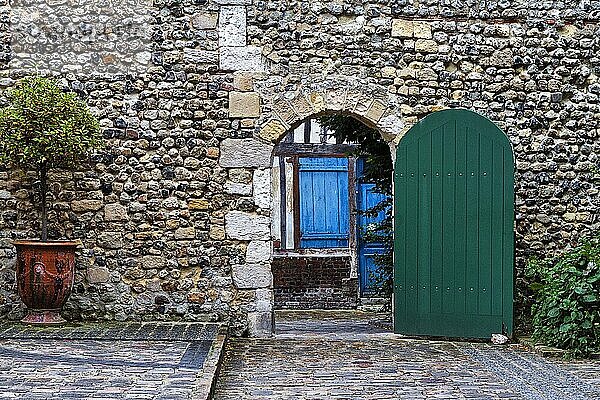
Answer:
[0,76,102,240]
[526,234,600,357]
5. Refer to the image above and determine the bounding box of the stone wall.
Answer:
[272,256,358,309]
[0,0,598,336]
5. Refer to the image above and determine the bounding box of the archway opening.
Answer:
[269,114,394,329]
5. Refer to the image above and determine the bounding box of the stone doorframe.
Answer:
[219,75,415,336]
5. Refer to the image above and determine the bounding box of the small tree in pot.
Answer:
[0,76,102,324]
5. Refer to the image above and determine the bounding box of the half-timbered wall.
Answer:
[271,119,360,309]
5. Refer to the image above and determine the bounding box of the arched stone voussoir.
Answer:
[255,77,406,145]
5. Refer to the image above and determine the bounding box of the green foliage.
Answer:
[319,115,392,197]
[0,76,102,172]
[526,234,600,357]
[319,115,394,296]
[0,76,102,240]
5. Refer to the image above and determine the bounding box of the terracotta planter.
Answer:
[13,240,79,325]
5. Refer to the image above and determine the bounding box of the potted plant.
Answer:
[0,76,102,324]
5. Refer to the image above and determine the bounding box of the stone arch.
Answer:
[220,76,413,337]
[255,75,406,146]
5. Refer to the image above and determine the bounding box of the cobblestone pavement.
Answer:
[213,311,600,400]
[0,322,220,400]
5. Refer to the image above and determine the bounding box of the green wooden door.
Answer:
[394,109,514,338]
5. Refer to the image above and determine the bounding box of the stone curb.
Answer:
[192,325,229,400]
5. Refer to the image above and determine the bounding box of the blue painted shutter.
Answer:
[299,157,349,248]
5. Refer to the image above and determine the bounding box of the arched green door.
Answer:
[394,109,514,338]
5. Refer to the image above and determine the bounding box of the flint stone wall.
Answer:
[0,0,598,336]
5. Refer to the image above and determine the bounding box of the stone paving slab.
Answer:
[214,311,600,400]
[0,322,225,400]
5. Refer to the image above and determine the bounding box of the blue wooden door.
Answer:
[357,159,389,296]
[299,157,350,248]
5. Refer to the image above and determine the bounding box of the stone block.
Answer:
[258,119,287,143]
[219,6,247,47]
[246,240,271,263]
[191,12,218,29]
[413,21,432,39]
[0,190,11,199]
[104,203,128,221]
[391,19,413,37]
[489,49,513,68]
[229,169,253,184]
[220,46,264,72]
[308,92,325,112]
[187,292,206,304]
[232,264,272,289]
[345,90,362,111]
[162,197,180,210]
[72,200,103,212]
[273,99,299,125]
[87,267,110,284]
[381,66,396,78]
[213,0,252,5]
[288,95,314,120]
[206,147,220,158]
[325,88,347,111]
[209,225,226,240]
[188,199,210,210]
[415,39,439,53]
[140,255,167,270]
[225,211,270,240]
[253,168,271,209]
[355,97,373,115]
[233,72,254,91]
[247,311,274,337]
[229,91,260,118]
[564,212,577,222]
[97,232,123,249]
[219,138,273,168]
[225,181,253,195]
[183,48,218,64]
[365,100,387,123]
[378,114,405,142]
[175,227,196,240]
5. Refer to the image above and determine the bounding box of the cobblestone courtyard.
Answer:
[0,314,599,399]
[0,322,223,400]
[214,311,600,400]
